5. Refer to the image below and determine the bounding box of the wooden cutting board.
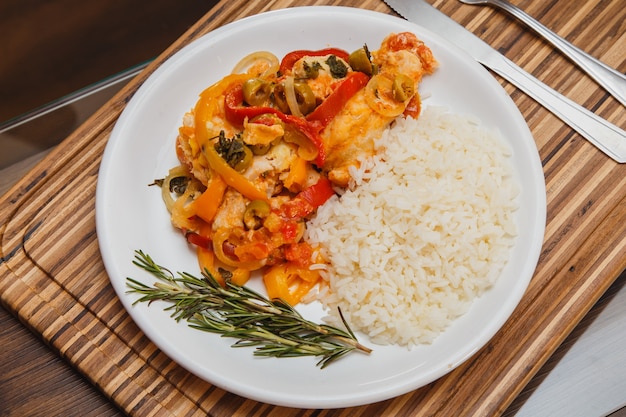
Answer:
[1,0,625,415]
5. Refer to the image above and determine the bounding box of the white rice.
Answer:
[304,106,519,347]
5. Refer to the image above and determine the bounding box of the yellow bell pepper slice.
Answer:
[283,156,308,193]
[194,73,252,142]
[197,246,224,286]
[193,74,269,202]
[263,263,320,306]
[202,143,268,202]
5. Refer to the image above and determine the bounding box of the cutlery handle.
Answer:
[491,0,626,107]
[485,51,626,162]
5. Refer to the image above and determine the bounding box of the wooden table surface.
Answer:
[1,0,625,415]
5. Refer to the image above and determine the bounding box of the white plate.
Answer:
[96,6,546,409]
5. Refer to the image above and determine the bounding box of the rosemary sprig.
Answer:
[126,250,371,368]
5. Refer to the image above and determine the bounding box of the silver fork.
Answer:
[458,0,626,107]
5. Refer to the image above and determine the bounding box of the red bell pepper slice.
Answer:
[223,83,276,127]
[223,83,326,167]
[279,48,350,74]
[278,113,326,167]
[279,177,335,220]
[403,93,422,119]
[298,176,335,208]
[306,71,370,130]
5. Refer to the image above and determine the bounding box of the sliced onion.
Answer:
[364,73,407,118]
[283,76,304,118]
[231,51,279,77]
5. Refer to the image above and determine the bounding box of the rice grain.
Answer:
[305,106,519,347]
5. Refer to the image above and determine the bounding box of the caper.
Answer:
[243,200,271,230]
[242,78,271,106]
[294,82,316,115]
[349,46,374,75]
[391,73,415,102]
[233,144,253,172]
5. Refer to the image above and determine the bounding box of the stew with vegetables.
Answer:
[154,32,437,305]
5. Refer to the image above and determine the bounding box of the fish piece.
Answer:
[321,32,437,186]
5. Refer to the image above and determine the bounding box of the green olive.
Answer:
[294,82,316,115]
[242,78,271,106]
[283,124,317,161]
[272,81,316,116]
[272,83,290,113]
[391,73,415,102]
[243,200,271,230]
[233,144,253,172]
[349,47,374,75]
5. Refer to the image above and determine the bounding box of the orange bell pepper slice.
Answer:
[283,157,308,192]
[191,173,227,223]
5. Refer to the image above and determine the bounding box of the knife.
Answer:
[383,0,626,163]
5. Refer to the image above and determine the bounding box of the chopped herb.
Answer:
[213,130,249,170]
[326,55,348,78]
[150,178,164,187]
[150,176,189,194]
[303,61,323,79]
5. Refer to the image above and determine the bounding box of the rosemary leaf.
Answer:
[126,250,371,368]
